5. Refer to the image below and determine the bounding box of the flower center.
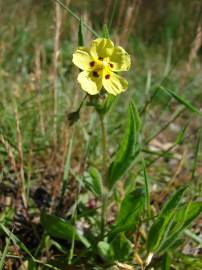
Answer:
[90,57,112,79]
[102,60,108,68]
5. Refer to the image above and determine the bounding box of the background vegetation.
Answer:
[0,0,202,269]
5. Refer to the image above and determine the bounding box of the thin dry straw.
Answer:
[187,25,202,72]
[0,134,17,174]
[119,0,141,45]
[34,47,45,136]
[53,2,62,149]
[104,0,112,24]
[116,0,127,30]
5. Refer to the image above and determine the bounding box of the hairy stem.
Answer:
[99,114,107,182]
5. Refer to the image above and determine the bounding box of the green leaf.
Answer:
[109,188,145,240]
[182,202,202,227]
[78,20,84,46]
[160,86,200,114]
[111,233,132,261]
[147,212,174,252]
[40,211,90,248]
[161,252,171,270]
[147,186,188,252]
[158,201,202,253]
[160,186,188,215]
[83,167,103,196]
[108,100,141,188]
[97,241,114,262]
[141,154,151,218]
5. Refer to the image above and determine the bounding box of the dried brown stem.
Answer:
[34,46,45,136]
[53,2,62,149]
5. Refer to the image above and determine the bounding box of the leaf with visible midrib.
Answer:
[40,211,90,248]
[108,100,141,189]
[109,188,145,240]
[147,186,188,252]
[158,201,202,254]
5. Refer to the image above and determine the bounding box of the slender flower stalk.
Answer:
[99,113,108,239]
[99,114,107,182]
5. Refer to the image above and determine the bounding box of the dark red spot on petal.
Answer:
[99,57,103,60]
[105,74,110,80]
[110,63,114,68]
[90,61,95,67]
[93,71,99,78]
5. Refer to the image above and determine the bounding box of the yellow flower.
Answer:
[72,38,131,96]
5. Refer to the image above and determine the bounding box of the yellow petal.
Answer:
[102,71,128,95]
[73,47,93,70]
[77,71,102,95]
[90,38,114,59]
[110,46,131,71]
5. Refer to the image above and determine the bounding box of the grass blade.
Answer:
[0,235,12,270]
[54,0,99,37]
[103,24,110,38]
[0,224,34,259]
[141,153,151,218]
[160,86,200,114]
[184,229,202,246]
[60,129,74,203]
